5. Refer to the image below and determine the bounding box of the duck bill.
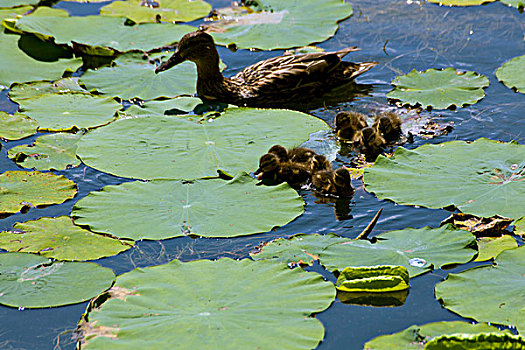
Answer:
[155,52,184,73]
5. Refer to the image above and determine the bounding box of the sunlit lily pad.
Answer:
[496,55,525,94]
[8,132,82,170]
[0,111,38,140]
[100,0,211,23]
[253,225,477,277]
[205,0,353,50]
[386,68,489,110]
[364,321,507,349]
[336,265,410,293]
[474,235,518,261]
[500,0,525,8]
[80,53,197,100]
[77,107,328,180]
[13,14,196,54]
[78,258,334,349]
[18,92,120,132]
[426,333,525,349]
[8,78,86,102]
[0,171,77,216]
[435,246,525,333]
[0,6,30,22]
[73,173,303,240]
[0,0,37,8]
[514,217,525,237]
[364,138,525,219]
[426,0,496,5]
[0,217,133,261]
[0,33,81,88]
[0,252,115,308]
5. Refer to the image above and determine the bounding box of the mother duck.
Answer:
[155,30,377,108]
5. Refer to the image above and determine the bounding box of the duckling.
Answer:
[254,153,281,183]
[311,154,332,173]
[278,162,311,189]
[333,167,354,196]
[358,126,386,160]
[288,147,316,167]
[267,144,289,162]
[312,170,337,195]
[372,111,402,142]
[334,111,368,140]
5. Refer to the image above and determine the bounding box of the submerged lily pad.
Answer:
[435,246,525,333]
[0,252,115,308]
[474,235,518,261]
[0,171,77,216]
[8,78,86,102]
[205,0,353,50]
[73,173,303,240]
[0,111,38,140]
[0,217,133,261]
[18,92,120,132]
[364,321,507,349]
[13,15,196,54]
[496,55,525,94]
[100,0,211,23]
[253,225,477,277]
[364,138,525,220]
[77,107,328,180]
[8,132,82,170]
[426,0,496,5]
[78,258,334,349]
[386,68,489,110]
[80,53,197,100]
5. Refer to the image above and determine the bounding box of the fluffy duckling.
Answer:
[288,147,316,167]
[358,126,386,160]
[254,153,281,183]
[334,111,368,141]
[333,167,354,196]
[278,162,311,189]
[372,111,402,142]
[267,144,289,162]
[311,154,332,173]
[312,170,337,194]
[312,168,354,197]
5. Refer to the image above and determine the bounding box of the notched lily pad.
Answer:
[496,54,525,94]
[386,68,489,110]
[364,138,525,220]
[78,258,334,349]
[0,171,77,216]
[0,111,38,140]
[0,216,133,261]
[0,252,115,308]
[73,173,304,240]
[435,246,525,333]
[8,132,82,170]
[336,265,410,293]
[204,0,353,50]
[440,213,513,237]
[474,235,518,262]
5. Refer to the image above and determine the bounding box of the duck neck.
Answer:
[192,51,229,100]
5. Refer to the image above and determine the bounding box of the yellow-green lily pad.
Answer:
[426,333,525,349]
[500,0,525,8]
[0,111,38,140]
[0,0,37,8]
[0,216,133,261]
[514,217,525,237]
[496,55,525,94]
[474,235,518,262]
[336,265,410,293]
[426,0,496,5]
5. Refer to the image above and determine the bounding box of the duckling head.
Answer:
[312,154,331,173]
[268,145,289,162]
[254,153,279,177]
[289,147,316,164]
[334,168,354,196]
[312,170,336,193]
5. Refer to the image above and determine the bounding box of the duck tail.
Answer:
[344,61,378,79]
[336,46,361,59]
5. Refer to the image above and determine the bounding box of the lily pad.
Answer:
[253,225,477,277]
[0,216,133,261]
[122,97,203,117]
[13,15,196,54]
[78,258,334,349]
[426,333,525,349]
[496,55,525,94]
[73,173,303,240]
[18,92,120,132]
[0,111,38,140]
[0,171,77,216]
[364,138,525,220]
[0,0,37,8]
[8,132,82,170]
[386,68,489,110]
[336,265,410,293]
[474,235,518,261]
[77,107,328,180]
[0,252,115,308]
[0,6,30,22]
[0,33,81,88]
[364,321,507,349]
[205,0,353,50]
[80,53,197,100]
[100,0,211,23]
[8,78,86,102]
[514,217,525,237]
[426,0,496,5]
[500,0,525,8]
[435,246,525,333]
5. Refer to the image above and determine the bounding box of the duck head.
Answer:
[254,153,280,177]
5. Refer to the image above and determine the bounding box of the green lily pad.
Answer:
[364,138,525,219]
[253,225,477,277]
[426,0,496,5]
[474,235,517,262]
[122,97,203,117]
[73,173,303,240]
[435,246,525,333]
[0,171,77,216]
[206,0,353,50]
[80,53,197,100]
[500,0,525,8]
[18,92,120,132]
[0,216,133,261]
[425,333,525,349]
[8,132,82,170]
[0,33,81,88]
[0,6,30,22]
[0,0,37,8]
[78,258,334,349]
[100,0,211,24]
[77,107,328,180]
[364,321,507,349]
[386,68,489,110]
[496,55,525,94]
[514,217,525,237]
[13,15,196,54]
[0,111,38,140]
[336,265,410,293]
[0,252,115,308]
[8,78,86,102]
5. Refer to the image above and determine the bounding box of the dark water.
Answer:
[0,0,524,349]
